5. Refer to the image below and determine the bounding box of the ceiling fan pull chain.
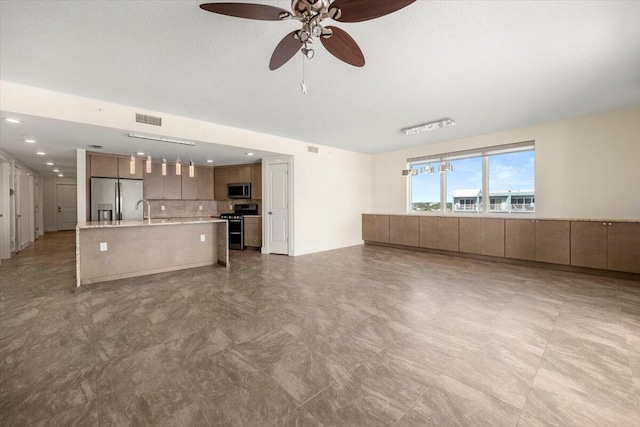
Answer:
[301,51,307,95]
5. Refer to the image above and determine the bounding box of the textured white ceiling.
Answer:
[1,0,639,162]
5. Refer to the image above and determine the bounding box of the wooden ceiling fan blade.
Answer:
[269,31,302,70]
[331,0,416,23]
[199,3,291,21]
[320,26,365,67]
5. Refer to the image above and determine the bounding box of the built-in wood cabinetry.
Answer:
[419,217,459,252]
[143,162,182,200]
[572,221,640,273]
[181,170,198,200]
[390,216,419,247]
[214,163,262,200]
[89,153,143,179]
[362,214,390,243]
[504,219,570,265]
[244,216,262,248]
[364,214,638,276]
[459,218,505,257]
[196,166,214,200]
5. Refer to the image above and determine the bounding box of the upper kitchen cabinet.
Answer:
[607,222,640,273]
[143,163,164,199]
[117,157,143,179]
[90,154,118,178]
[196,166,214,200]
[229,165,251,183]
[181,168,198,200]
[251,163,262,199]
[214,168,229,200]
[163,168,182,200]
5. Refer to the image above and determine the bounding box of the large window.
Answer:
[409,143,535,214]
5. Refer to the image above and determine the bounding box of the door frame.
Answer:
[262,156,294,256]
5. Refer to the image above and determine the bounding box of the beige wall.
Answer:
[1,81,372,256]
[372,107,640,220]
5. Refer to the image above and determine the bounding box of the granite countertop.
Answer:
[77,217,227,229]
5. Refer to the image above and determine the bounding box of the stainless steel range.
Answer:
[220,204,258,250]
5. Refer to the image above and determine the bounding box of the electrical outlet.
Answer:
[100,242,108,251]
[160,205,165,211]
[198,205,203,211]
[200,234,205,242]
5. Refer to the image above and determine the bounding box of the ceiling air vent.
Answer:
[308,146,319,153]
[135,113,162,127]
[88,144,103,149]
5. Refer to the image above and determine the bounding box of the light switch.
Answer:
[200,234,206,242]
[160,205,165,211]
[100,242,108,251]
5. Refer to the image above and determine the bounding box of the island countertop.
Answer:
[77,217,227,229]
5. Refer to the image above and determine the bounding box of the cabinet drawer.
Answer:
[245,224,262,235]
[244,217,262,225]
[245,235,262,247]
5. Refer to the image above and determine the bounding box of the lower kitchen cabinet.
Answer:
[571,221,608,269]
[505,219,536,261]
[607,222,640,273]
[535,220,570,265]
[362,214,375,241]
[244,216,262,248]
[418,217,459,251]
[459,218,504,257]
[390,216,419,247]
[374,215,390,243]
[419,217,438,249]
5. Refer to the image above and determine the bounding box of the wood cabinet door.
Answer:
[438,217,459,252]
[535,220,570,265]
[90,155,118,178]
[419,217,438,249]
[229,166,251,183]
[163,168,182,200]
[459,218,482,254]
[571,221,607,269]
[607,222,640,273]
[214,168,229,200]
[118,157,143,179]
[505,219,536,261]
[374,215,390,243]
[196,166,214,200]
[389,216,404,245]
[251,164,262,199]
[143,162,164,199]
[362,214,375,241]
[181,170,198,200]
[404,217,420,247]
[481,218,505,257]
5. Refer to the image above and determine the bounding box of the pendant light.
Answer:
[189,160,195,178]
[146,154,152,174]
[129,154,136,174]
[162,157,167,176]
[176,157,182,176]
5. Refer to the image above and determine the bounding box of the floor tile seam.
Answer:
[8,292,50,365]
[391,383,431,426]
[174,363,213,427]
[268,381,335,427]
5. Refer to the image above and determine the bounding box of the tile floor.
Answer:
[1,231,639,426]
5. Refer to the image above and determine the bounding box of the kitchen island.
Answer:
[76,218,228,287]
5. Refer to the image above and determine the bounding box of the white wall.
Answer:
[372,107,640,220]
[1,81,372,255]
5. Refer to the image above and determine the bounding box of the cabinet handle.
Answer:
[603,222,607,226]
[608,223,612,226]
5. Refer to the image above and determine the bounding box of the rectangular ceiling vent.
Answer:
[308,146,319,154]
[135,113,162,127]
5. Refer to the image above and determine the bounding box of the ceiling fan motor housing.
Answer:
[291,0,331,18]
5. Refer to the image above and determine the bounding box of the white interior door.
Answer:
[0,162,9,260]
[56,184,77,230]
[266,161,290,255]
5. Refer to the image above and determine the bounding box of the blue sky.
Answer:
[412,150,535,203]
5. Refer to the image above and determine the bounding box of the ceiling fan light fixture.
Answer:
[403,119,457,136]
[302,47,314,59]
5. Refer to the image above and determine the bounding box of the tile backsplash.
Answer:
[217,199,262,215]
[149,200,217,218]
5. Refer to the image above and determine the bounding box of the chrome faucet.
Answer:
[135,199,151,222]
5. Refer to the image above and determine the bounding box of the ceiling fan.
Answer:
[199,0,416,70]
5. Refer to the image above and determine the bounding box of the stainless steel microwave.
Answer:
[228,182,251,199]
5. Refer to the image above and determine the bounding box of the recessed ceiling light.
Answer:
[36,151,46,156]
[206,159,213,163]
[25,139,37,143]
[58,174,64,177]
[246,152,254,156]
[53,169,60,172]
[46,162,54,166]
[5,118,22,124]
[136,152,145,156]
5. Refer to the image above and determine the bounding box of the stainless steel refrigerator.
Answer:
[91,178,144,221]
